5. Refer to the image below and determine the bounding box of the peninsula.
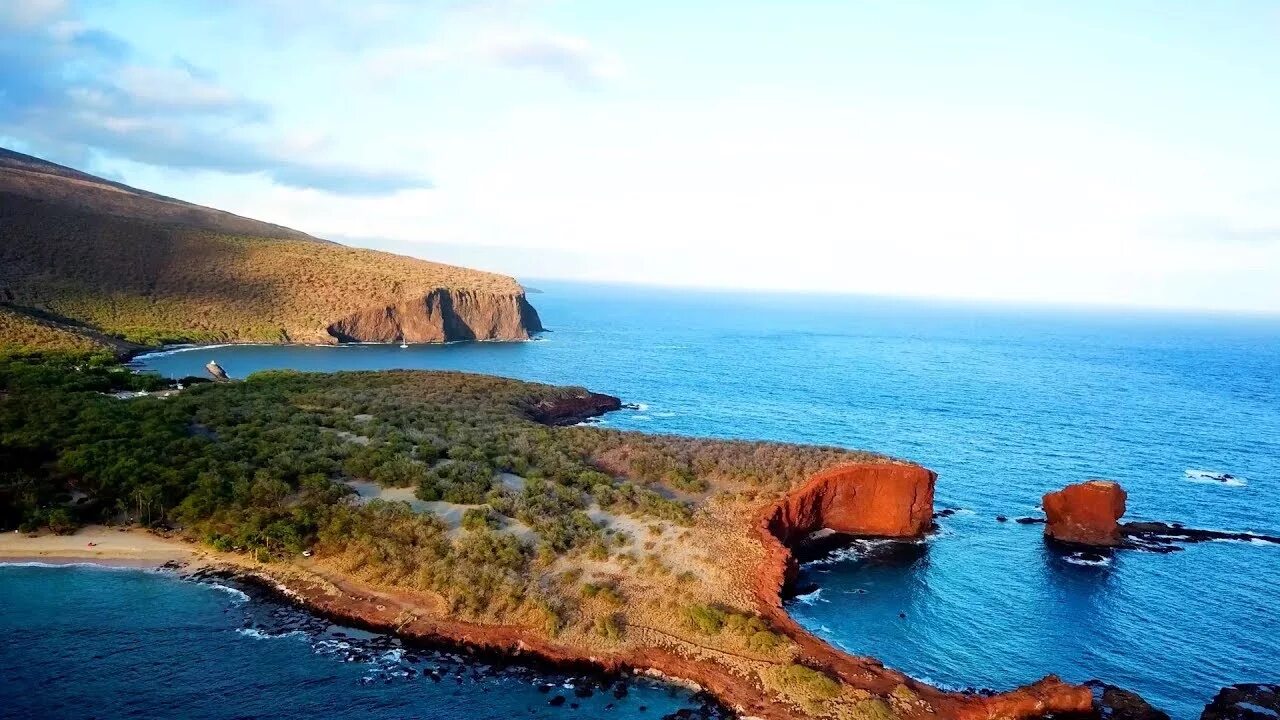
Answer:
[0,353,1093,720]
[0,148,541,352]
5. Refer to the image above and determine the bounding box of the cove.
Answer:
[136,280,1280,719]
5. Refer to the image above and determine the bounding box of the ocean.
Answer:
[11,280,1280,719]
[0,564,709,720]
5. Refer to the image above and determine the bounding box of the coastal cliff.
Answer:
[325,289,543,343]
[754,463,1094,720]
[0,147,542,349]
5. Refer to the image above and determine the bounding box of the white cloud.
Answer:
[479,30,620,87]
[0,4,428,194]
[365,29,619,88]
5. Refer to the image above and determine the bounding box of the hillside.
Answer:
[0,148,542,349]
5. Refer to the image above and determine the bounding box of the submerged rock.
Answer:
[1201,684,1279,720]
[1043,480,1127,546]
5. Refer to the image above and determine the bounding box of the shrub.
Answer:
[593,613,624,641]
[462,506,499,531]
[761,663,842,715]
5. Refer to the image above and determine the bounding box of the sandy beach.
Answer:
[0,525,196,567]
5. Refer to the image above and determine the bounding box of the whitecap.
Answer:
[654,412,677,418]
[792,588,824,605]
[1185,469,1247,487]
[235,628,307,641]
[0,560,145,571]
[802,538,910,567]
[1063,554,1110,567]
[205,583,250,602]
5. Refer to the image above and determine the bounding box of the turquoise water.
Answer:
[74,282,1280,717]
[0,564,710,719]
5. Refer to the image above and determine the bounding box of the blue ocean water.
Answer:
[129,281,1280,718]
[0,564,706,720]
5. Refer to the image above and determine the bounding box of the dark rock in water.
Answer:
[527,391,622,426]
[1016,516,1046,525]
[933,507,959,518]
[789,581,820,597]
[612,683,629,699]
[205,360,229,382]
[548,695,566,707]
[1086,680,1170,720]
[1121,521,1280,550]
[537,683,553,693]
[996,515,1008,522]
[573,685,594,698]
[1201,684,1280,720]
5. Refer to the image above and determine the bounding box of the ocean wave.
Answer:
[235,628,308,641]
[792,587,826,605]
[1062,553,1111,567]
[0,561,148,571]
[801,538,914,568]
[205,582,250,602]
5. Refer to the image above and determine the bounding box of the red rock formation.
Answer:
[765,463,936,545]
[1042,480,1127,546]
[752,462,1095,719]
[325,289,542,343]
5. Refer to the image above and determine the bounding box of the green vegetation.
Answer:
[683,603,786,653]
[0,307,111,355]
[1,350,879,630]
[762,663,844,715]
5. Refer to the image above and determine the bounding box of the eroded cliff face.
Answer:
[1043,480,1127,546]
[752,462,1095,720]
[765,463,937,545]
[325,289,543,343]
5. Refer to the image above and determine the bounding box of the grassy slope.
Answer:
[0,148,526,347]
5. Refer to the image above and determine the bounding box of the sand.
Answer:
[0,525,195,567]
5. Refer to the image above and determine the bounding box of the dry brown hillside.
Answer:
[0,148,541,349]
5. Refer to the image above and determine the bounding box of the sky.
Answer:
[2,1,1279,313]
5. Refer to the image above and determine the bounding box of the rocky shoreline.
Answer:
[133,461,1095,720]
[8,462,1275,720]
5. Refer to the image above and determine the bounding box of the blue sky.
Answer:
[3,1,1279,313]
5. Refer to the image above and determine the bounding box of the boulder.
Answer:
[1042,480,1127,546]
[1085,680,1170,720]
[205,360,229,382]
[1201,684,1279,720]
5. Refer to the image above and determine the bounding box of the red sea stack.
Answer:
[1042,480,1127,546]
